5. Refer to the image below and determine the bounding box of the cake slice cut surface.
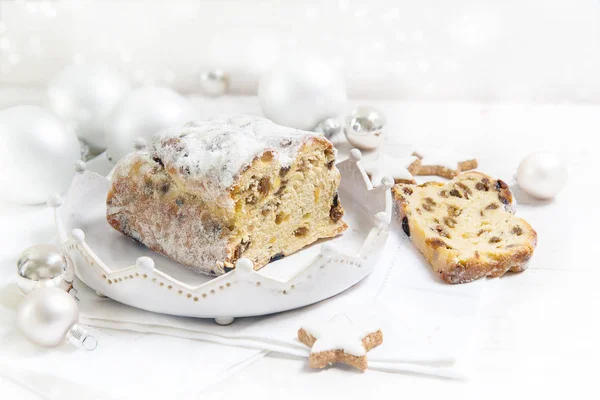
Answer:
[392,171,537,283]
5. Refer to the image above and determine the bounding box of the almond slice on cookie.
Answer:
[412,147,478,179]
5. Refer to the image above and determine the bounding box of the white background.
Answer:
[1,0,600,103]
[1,1,599,399]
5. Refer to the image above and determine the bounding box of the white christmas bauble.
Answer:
[199,69,229,96]
[47,64,131,150]
[17,287,79,347]
[105,87,193,163]
[517,152,567,199]
[258,57,347,130]
[0,106,81,204]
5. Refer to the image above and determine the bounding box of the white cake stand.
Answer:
[50,149,392,324]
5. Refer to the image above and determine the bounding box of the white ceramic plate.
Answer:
[52,150,392,322]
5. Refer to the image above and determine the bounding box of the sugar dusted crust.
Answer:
[153,115,323,207]
[392,171,537,284]
[297,328,383,371]
[107,115,347,276]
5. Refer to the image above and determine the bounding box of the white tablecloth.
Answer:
[1,93,598,399]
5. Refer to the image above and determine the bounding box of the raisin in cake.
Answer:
[392,172,536,283]
[107,115,347,276]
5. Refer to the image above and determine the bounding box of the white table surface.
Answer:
[0,90,598,399]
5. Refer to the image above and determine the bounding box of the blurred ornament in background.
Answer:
[46,64,131,151]
[133,137,148,151]
[105,87,193,163]
[199,69,230,96]
[78,139,91,161]
[258,56,347,130]
[314,117,342,139]
[344,106,386,150]
[0,106,81,204]
[17,244,74,295]
[17,287,97,350]
[517,152,567,200]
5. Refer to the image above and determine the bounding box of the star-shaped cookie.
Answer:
[361,153,419,186]
[298,314,383,371]
[412,147,478,179]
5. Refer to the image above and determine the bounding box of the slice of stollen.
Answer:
[392,171,537,284]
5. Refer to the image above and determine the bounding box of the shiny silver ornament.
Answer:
[199,69,229,96]
[17,244,74,295]
[344,106,386,150]
[314,117,342,139]
[17,287,97,350]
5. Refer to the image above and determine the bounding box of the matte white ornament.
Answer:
[0,105,81,204]
[258,57,347,130]
[314,117,342,139]
[344,106,386,150]
[105,87,193,163]
[517,152,567,200]
[17,244,74,294]
[47,64,131,150]
[199,69,229,96]
[17,287,97,350]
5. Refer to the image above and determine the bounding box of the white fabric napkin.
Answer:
[0,205,268,400]
[78,220,485,379]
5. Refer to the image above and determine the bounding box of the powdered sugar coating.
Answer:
[152,115,323,206]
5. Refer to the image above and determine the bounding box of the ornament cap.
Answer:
[47,194,63,208]
[66,323,98,351]
[73,160,87,174]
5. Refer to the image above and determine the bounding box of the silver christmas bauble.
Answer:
[47,64,131,151]
[199,69,229,96]
[105,87,193,163]
[314,117,342,139]
[0,106,81,204]
[17,287,79,347]
[17,244,74,294]
[344,106,386,150]
[258,56,347,130]
[517,152,567,199]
